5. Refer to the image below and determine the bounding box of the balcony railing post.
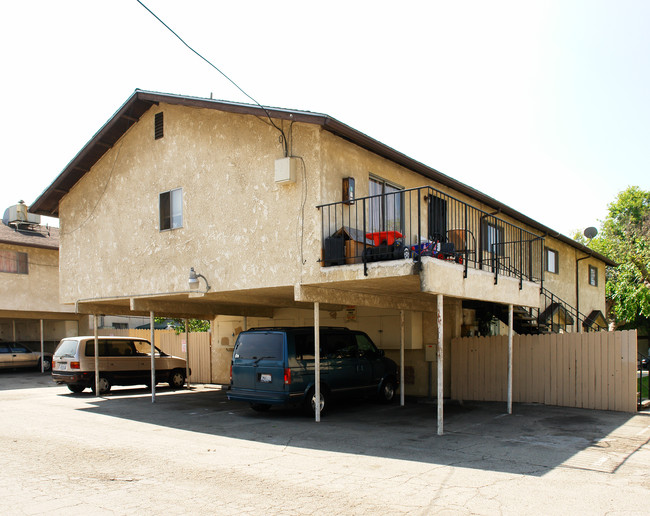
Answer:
[417,189,422,263]
[362,197,367,275]
[464,203,468,278]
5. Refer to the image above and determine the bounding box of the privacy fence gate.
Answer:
[451,330,638,413]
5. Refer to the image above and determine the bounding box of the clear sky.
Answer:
[1,0,648,235]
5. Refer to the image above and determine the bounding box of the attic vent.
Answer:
[154,112,164,140]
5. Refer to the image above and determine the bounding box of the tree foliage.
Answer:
[154,317,210,334]
[580,186,650,326]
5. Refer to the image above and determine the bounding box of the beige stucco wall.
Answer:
[0,243,73,314]
[59,104,324,303]
[541,236,607,322]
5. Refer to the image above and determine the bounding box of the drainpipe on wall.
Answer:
[576,253,592,333]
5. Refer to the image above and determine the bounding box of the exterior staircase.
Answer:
[465,287,605,336]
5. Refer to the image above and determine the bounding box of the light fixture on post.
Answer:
[188,267,211,292]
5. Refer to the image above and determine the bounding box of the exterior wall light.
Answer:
[189,267,211,292]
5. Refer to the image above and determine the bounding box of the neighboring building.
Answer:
[0,202,80,351]
[29,90,614,392]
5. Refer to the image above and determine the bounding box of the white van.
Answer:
[52,336,188,394]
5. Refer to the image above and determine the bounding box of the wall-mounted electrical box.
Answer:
[275,157,298,184]
[342,177,355,204]
[425,342,438,362]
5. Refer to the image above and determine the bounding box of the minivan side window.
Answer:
[323,333,357,359]
[294,332,315,360]
[234,333,283,360]
[356,334,379,358]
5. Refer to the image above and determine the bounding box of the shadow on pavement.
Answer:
[71,384,648,477]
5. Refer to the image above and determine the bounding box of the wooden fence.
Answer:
[98,329,213,384]
[451,330,638,413]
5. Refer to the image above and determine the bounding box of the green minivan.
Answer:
[227,327,399,414]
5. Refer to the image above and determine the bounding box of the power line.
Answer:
[135,0,288,156]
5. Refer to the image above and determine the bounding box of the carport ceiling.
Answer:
[75,286,346,319]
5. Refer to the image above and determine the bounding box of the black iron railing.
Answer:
[535,287,608,333]
[318,185,544,284]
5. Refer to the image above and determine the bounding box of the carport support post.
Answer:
[437,294,443,436]
[400,310,405,407]
[314,302,321,423]
[150,311,156,403]
[185,319,190,389]
[507,304,513,415]
[39,319,44,373]
[93,315,99,396]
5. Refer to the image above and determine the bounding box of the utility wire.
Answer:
[135,0,288,156]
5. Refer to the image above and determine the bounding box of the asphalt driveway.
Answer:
[1,371,649,515]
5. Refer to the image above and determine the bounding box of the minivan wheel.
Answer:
[169,370,186,390]
[250,403,271,412]
[92,376,111,395]
[305,388,327,416]
[378,378,396,403]
[68,385,85,393]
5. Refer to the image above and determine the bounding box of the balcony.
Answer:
[318,185,544,289]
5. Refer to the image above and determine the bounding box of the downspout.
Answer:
[576,252,592,332]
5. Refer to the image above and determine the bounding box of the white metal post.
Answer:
[93,315,99,396]
[185,319,190,389]
[40,319,44,373]
[400,310,405,407]
[150,311,156,403]
[437,294,444,436]
[314,302,320,423]
[508,303,513,415]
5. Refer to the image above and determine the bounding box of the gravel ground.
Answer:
[1,370,649,515]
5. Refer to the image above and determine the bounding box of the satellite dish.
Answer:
[584,227,598,239]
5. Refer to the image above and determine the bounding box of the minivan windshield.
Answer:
[54,339,79,358]
[234,333,283,360]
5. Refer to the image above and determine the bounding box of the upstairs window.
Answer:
[481,219,503,255]
[369,176,403,234]
[159,188,183,231]
[545,248,559,274]
[0,250,28,274]
[589,265,598,286]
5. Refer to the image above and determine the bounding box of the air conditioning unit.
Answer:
[3,202,41,227]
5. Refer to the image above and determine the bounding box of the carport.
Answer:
[0,311,82,372]
[74,263,526,436]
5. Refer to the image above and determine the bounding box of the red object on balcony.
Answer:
[365,230,403,246]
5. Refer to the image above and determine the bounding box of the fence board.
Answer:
[451,330,637,413]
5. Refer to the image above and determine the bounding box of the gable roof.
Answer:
[29,89,615,266]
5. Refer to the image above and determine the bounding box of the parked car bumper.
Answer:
[227,387,299,406]
[52,371,93,386]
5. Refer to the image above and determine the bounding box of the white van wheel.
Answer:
[92,376,111,395]
[68,385,85,393]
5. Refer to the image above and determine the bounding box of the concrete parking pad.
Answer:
[1,371,649,515]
